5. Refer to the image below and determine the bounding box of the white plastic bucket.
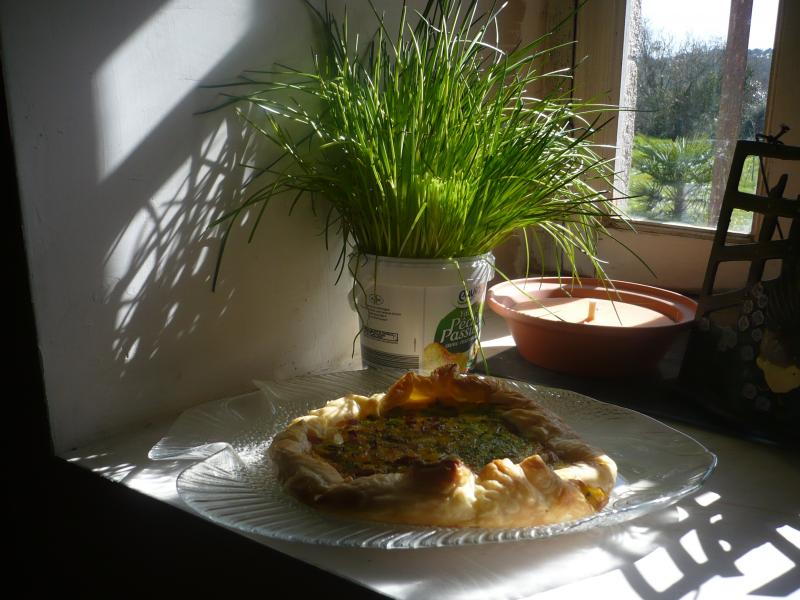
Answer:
[350,253,495,372]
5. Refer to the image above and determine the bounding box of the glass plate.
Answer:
[149,369,717,549]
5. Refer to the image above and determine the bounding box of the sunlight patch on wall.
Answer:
[93,0,253,179]
[103,119,231,341]
[106,154,193,325]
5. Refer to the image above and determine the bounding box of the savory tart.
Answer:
[269,365,617,528]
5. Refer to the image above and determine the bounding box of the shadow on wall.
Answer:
[5,0,360,451]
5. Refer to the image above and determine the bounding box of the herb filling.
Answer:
[311,402,543,478]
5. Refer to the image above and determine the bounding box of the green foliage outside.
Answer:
[629,135,712,223]
[628,23,772,232]
[628,135,756,232]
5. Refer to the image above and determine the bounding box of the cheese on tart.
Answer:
[269,365,617,528]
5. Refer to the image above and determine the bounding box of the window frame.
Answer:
[563,0,795,293]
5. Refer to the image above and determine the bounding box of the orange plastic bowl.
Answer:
[487,278,697,377]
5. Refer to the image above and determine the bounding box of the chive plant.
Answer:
[208,0,629,286]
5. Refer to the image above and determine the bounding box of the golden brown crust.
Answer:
[269,365,617,528]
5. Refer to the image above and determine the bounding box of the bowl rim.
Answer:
[487,277,697,334]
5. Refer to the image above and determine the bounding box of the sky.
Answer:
[641,0,779,50]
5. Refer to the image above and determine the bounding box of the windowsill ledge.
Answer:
[59,312,800,598]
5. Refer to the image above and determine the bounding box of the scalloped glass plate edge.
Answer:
[173,371,718,550]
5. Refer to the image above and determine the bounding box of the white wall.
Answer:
[3,0,367,452]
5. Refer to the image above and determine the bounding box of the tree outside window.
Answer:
[624,0,778,233]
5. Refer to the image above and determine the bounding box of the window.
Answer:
[621,0,778,234]
[570,0,797,292]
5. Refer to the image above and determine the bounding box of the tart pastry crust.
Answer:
[269,365,617,528]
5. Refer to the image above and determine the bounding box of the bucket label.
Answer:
[421,285,484,371]
[364,327,398,343]
[434,306,480,355]
[353,256,492,373]
[359,281,425,369]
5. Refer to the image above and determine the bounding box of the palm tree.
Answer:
[629,137,713,223]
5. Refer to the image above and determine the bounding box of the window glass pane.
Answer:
[623,0,779,233]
